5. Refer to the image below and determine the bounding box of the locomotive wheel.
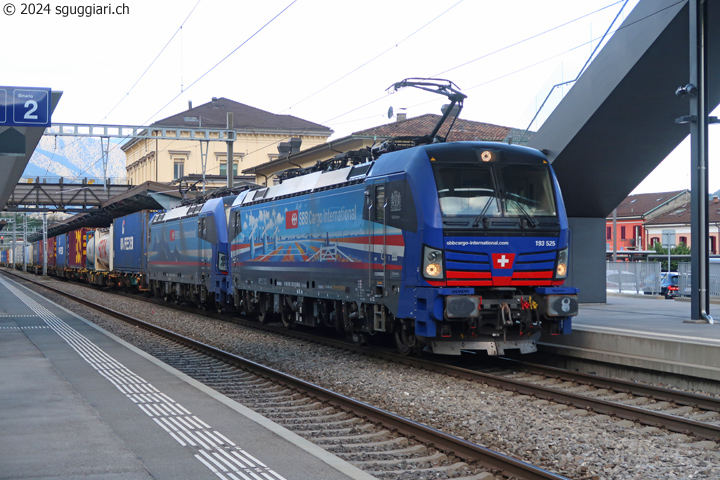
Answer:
[280,308,294,329]
[394,323,418,357]
[215,301,225,314]
[257,296,274,324]
[280,296,296,329]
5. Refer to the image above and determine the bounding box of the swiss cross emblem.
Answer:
[491,253,515,269]
[286,210,299,229]
[169,230,175,241]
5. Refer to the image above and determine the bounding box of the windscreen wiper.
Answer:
[504,194,537,228]
[472,195,500,228]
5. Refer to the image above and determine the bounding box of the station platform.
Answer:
[0,273,376,480]
[539,293,720,388]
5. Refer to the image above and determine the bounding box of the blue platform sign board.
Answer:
[0,87,52,127]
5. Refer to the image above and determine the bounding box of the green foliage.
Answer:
[651,242,690,271]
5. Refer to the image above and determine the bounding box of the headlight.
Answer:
[423,246,444,279]
[555,247,568,279]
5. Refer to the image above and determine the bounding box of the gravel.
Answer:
[15,273,720,480]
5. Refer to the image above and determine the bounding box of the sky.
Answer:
[1,0,713,195]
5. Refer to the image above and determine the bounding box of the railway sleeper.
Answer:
[351,451,448,467]
[366,461,470,476]
[260,406,336,418]
[297,423,376,437]
[274,412,351,424]
[248,398,316,408]
[253,401,325,412]
[285,418,362,431]
[311,429,393,444]
[333,444,427,459]
[326,436,410,452]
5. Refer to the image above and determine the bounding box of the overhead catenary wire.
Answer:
[318,0,631,128]
[56,1,624,177]
[68,0,297,183]
[99,0,203,125]
[279,0,465,115]
[142,0,298,126]
[58,1,675,188]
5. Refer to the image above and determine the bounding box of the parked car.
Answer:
[660,272,680,299]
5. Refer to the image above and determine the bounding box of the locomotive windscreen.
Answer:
[431,162,557,219]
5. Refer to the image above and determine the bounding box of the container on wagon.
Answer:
[112,210,156,273]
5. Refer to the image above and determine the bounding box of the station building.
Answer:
[243,113,528,186]
[605,190,690,252]
[122,97,333,186]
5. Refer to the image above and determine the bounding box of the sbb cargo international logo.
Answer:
[286,210,299,229]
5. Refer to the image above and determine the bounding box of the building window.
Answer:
[606,226,612,240]
[711,236,717,254]
[174,160,184,180]
[679,236,687,245]
[620,226,626,240]
[219,161,238,176]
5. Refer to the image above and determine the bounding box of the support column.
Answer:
[689,0,712,322]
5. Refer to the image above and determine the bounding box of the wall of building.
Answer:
[124,133,328,185]
[606,218,645,251]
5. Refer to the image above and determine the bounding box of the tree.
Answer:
[652,242,690,271]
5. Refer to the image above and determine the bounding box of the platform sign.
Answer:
[0,87,52,127]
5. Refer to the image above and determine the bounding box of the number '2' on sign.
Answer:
[0,87,52,127]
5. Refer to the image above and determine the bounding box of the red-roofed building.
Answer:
[644,196,720,254]
[605,190,689,252]
[243,114,528,184]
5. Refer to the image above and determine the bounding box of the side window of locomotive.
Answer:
[233,212,242,236]
[375,185,386,223]
[205,217,218,244]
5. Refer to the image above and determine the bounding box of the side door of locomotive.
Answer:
[367,178,388,298]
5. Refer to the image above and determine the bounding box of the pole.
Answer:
[227,112,234,189]
[12,217,15,268]
[42,212,47,276]
[612,208,618,263]
[23,214,27,272]
[689,0,712,323]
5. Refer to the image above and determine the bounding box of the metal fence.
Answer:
[606,261,662,294]
[677,262,720,298]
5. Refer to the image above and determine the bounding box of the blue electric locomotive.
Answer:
[147,195,236,308]
[226,79,577,355]
[227,140,577,355]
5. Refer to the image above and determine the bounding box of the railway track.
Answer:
[11,270,720,445]
[5,270,570,480]
[435,358,720,442]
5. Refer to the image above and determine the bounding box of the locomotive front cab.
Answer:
[401,142,578,355]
